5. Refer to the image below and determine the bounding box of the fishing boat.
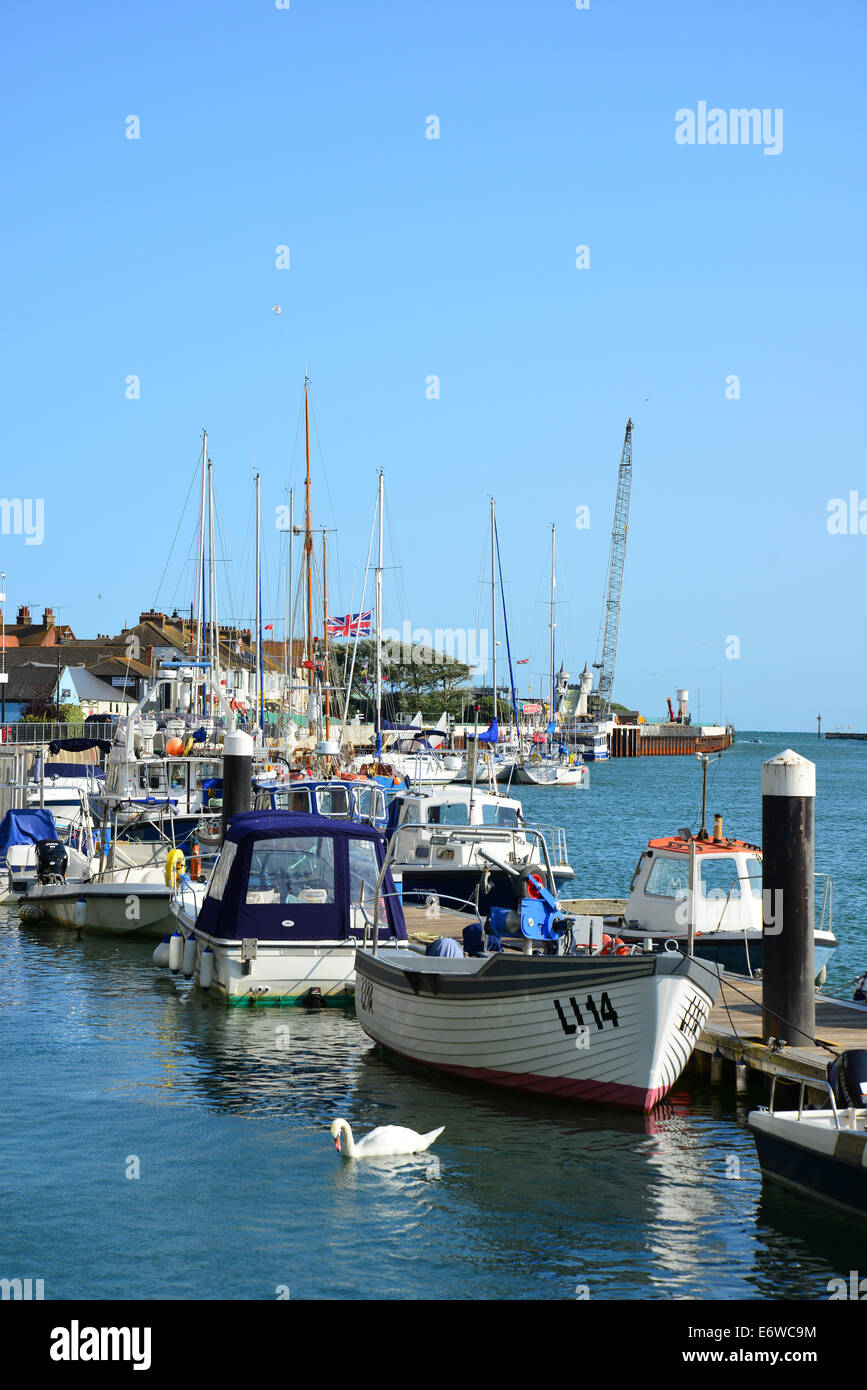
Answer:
[168,810,407,1003]
[597,815,838,980]
[748,1055,867,1220]
[354,868,721,1112]
[385,783,575,915]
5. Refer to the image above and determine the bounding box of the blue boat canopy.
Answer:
[0,808,58,854]
[47,737,111,755]
[196,811,407,944]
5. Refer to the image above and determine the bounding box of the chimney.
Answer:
[16,604,30,626]
[43,606,55,630]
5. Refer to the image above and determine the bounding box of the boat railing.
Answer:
[766,1072,844,1127]
[527,823,570,867]
[2,721,115,746]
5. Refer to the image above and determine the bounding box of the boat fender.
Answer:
[190,842,201,879]
[853,971,867,1003]
[168,930,184,974]
[182,935,197,979]
[183,736,195,757]
[152,937,171,968]
[73,895,87,929]
[199,945,214,991]
[165,848,186,888]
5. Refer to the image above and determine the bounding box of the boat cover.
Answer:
[196,811,407,944]
[0,807,58,854]
[47,737,112,755]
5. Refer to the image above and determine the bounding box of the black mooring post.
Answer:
[761,749,816,1048]
[221,730,254,845]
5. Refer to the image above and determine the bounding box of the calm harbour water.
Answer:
[1,732,864,1301]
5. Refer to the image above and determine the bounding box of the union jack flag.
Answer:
[326,611,372,638]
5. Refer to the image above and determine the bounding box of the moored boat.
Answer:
[169,810,407,1003]
[354,875,721,1112]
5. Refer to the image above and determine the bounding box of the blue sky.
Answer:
[1,0,864,728]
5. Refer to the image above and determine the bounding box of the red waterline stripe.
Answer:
[371,1037,668,1112]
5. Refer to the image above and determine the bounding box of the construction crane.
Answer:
[591,419,633,719]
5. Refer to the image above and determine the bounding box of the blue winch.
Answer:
[488,872,567,944]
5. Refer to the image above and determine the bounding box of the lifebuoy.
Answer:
[165,848,186,888]
[600,934,628,957]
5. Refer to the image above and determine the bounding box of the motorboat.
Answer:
[748,1052,867,1220]
[601,819,837,980]
[384,784,575,915]
[167,811,407,1003]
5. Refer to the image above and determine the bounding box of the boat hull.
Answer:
[23,882,174,938]
[354,948,721,1112]
[749,1110,867,1221]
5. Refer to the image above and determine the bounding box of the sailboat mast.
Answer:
[255,472,262,744]
[304,375,314,695]
[284,487,293,709]
[490,497,497,732]
[208,457,221,714]
[549,523,556,732]
[375,470,383,759]
[323,530,331,739]
[194,429,207,672]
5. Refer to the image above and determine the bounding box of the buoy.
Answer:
[73,896,87,928]
[183,736,194,757]
[190,842,201,878]
[169,930,183,974]
[182,935,197,979]
[165,848,186,887]
[165,737,184,757]
[199,946,214,991]
[152,937,171,967]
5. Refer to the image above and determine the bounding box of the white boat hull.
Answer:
[23,881,175,938]
[355,948,720,1111]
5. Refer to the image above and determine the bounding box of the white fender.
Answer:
[182,935,197,979]
[73,896,87,928]
[199,945,214,991]
[152,937,171,968]
[168,930,183,974]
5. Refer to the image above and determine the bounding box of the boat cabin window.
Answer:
[208,841,237,902]
[356,787,385,823]
[316,787,351,819]
[245,836,336,905]
[743,856,762,896]
[700,856,746,900]
[348,838,381,905]
[287,789,312,814]
[645,855,690,899]
[168,765,187,793]
[140,766,167,794]
[427,802,469,826]
[481,804,520,828]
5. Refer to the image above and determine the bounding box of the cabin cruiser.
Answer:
[168,811,407,1003]
[600,821,838,980]
[89,713,223,843]
[748,1054,867,1220]
[384,784,575,915]
[253,775,394,829]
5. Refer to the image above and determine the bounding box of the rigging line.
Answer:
[340,487,378,733]
[152,452,203,609]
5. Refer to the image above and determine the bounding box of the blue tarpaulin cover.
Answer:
[0,808,58,855]
[47,738,111,755]
[425,935,463,957]
[471,718,499,744]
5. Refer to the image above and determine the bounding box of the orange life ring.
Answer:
[600,935,627,957]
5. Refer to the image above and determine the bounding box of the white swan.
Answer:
[330,1117,444,1158]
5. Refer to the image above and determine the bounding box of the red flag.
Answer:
[264,624,274,631]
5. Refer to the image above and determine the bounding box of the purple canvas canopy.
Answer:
[196,810,407,944]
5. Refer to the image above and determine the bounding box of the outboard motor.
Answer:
[35,839,68,885]
[828,1049,867,1108]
